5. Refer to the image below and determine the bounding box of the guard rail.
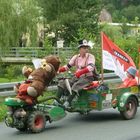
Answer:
[0,73,121,96]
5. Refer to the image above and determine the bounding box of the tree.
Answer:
[0,0,42,50]
[121,5,140,22]
[38,0,102,45]
[101,0,140,23]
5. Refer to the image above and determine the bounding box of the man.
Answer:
[56,39,97,108]
[119,66,138,88]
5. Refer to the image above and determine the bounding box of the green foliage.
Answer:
[4,65,23,81]
[0,103,7,122]
[0,97,7,122]
[121,5,138,22]
[115,37,139,67]
[0,0,42,49]
[43,37,54,56]
[101,24,123,41]
[0,64,27,82]
[101,0,140,23]
[38,0,102,44]
[76,28,97,42]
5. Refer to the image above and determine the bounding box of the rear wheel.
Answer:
[27,111,46,133]
[120,96,137,120]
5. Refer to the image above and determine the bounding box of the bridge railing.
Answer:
[0,47,74,58]
[0,47,74,64]
[1,47,48,58]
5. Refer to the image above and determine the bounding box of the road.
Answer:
[1,108,140,140]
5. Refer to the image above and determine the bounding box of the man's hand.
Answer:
[75,67,89,78]
[58,66,67,73]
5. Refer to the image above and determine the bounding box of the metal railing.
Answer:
[0,81,57,96]
[0,47,74,64]
[0,47,74,57]
[0,47,46,58]
[0,73,121,97]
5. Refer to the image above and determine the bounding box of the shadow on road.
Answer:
[69,110,122,123]
[11,124,65,135]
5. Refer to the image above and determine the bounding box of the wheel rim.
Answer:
[34,115,44,129]
[125,101,135,116]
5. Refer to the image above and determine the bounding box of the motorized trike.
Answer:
[4,74,140,133]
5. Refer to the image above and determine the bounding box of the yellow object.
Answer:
[40,59,52,72]
[131,86,139,94]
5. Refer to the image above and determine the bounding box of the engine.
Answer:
[5,107,27,129]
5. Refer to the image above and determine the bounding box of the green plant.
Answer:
[0,0,42,49]
[4,65,25,81]
[0,104,7,122]
[43,37,53,56]
[0,97,7,122]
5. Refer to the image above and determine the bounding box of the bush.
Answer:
[0,97,7,122]
[0,64,31,82]
[0,104,7,122]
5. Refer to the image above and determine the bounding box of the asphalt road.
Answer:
[1,108,140,140]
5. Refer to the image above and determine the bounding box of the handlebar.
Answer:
[52,71,74,84]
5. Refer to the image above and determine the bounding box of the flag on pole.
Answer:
[101,32,136,80]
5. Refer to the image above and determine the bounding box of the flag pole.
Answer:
[101,32,104,83]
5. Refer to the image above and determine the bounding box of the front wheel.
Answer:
[16,127,27,132]
[27,111,46,133]
[120,96,137,120]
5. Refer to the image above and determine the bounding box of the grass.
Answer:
[0,77,24,83]
[0,97,7,122]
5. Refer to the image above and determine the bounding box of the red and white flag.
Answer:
[101,32,136,80]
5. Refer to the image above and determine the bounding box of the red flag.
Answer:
[101,32,136,80]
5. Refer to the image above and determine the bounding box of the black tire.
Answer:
[16,127,27,132]
[79,110,90,115]
[120,96,137,120]
[27,111,46,133]
[15,120,27,132]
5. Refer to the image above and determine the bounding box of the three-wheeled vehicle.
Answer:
[4,74,140,133]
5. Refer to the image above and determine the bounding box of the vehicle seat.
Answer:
[83,81,100,90]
